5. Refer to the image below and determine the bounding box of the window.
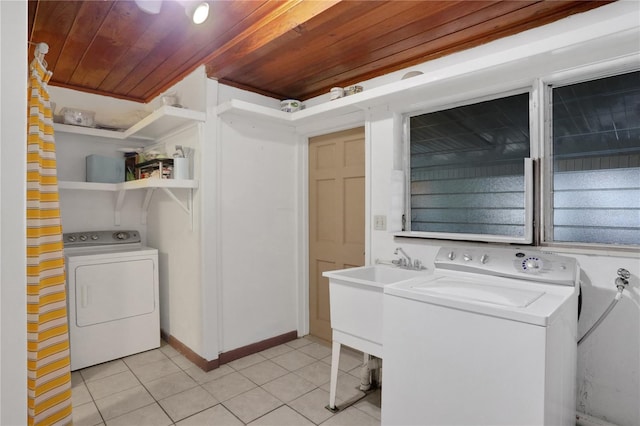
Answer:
[403,70,640,248]
[406,93,532,243]
[548,71,640,246]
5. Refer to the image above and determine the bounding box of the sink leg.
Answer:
[328,341,341,411]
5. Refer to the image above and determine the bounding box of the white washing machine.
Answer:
[64,230,159,371]
[382,246,579,426]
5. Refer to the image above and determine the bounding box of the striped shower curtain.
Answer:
[26,52,73,425]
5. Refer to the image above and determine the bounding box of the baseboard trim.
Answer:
[161,330,298,372]
[161,331,219,371]
[218,331,299,365]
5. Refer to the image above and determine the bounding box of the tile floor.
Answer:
[72,336,381,426]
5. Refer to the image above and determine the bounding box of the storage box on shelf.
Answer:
[135,158,173,180]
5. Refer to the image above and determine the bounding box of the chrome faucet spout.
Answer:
[394,247,412,265]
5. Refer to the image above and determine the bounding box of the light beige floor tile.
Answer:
[71,371,84,387]
[261,373,316,403]
[85,370,140,400]
[285,337,313,349]
[354,389,381,420]
[129,357,181,383]
[106,403,172,426]
[320,406,379,426]
[322,348,364,372]
[145,370,198,400]
[288,388,335,425]
[249,405,314,426]
[72,383,93,407]
[176,404,243,426]
[259,343,294,359]
[172,353,197,370]
[185,363,234,384]
[202,371,257,401]
[72,401,103,426]
[320,372,365,404]
[94,385,154,420]
[295,361,332,386]
[159,385,218,422]
[223,387,283,424]
[298,342,332,360]
[227,353,267,370]
[239,360,288,385]
[271,350,316,371]
[159,342,180,358]
[123,348,168,369]
[80,360,129,383]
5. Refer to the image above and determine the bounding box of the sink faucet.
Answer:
[394,247,412,266]
[393,247,426,270]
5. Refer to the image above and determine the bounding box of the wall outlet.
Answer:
[374,215,387,231]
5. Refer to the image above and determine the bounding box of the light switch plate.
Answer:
[374,215,387,230]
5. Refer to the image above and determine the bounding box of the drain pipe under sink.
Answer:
[359,354,381,391]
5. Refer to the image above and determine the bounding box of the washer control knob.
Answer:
[91,234,99,240]
[463,253,472,262]
[79,235,87,241]
[480,254,488,264]
[115,232,127,240]
[67,235,76,242]
[448,251,456,260]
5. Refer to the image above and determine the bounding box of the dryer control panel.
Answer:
[64,230,141,247]
[435,246,578,286]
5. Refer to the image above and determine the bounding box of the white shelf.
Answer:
[54,105,206,142]
[59,179,198,191]
[59,179,198,228]
[216,75,433,127]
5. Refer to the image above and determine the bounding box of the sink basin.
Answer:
[323,264,426,288]
[323,265,429,355]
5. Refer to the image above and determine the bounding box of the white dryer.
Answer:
[64,230,159,371]
[382,246,579,426]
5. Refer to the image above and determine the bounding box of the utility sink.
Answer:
[325,264,427,287]
[323,264,429,411]
[323,265,428,352]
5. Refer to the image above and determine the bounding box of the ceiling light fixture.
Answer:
[134,0,163,14]
[134,0,209,25]
[183,1,209,24]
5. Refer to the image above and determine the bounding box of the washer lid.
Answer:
[414,277,544,308]
[385,273,576,326]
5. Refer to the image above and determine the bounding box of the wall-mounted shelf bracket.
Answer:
[59,179,198,228]
[138,187,194,230]
[141,188,157,225]
[114,189,127,226]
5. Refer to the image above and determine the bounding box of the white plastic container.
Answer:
[172,158,189,180]
[61,107,95,127]
[280,99,301,112]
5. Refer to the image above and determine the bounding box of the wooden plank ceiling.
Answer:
[28,0,611,103]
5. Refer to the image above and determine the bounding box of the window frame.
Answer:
[398,61,640,251]
[539,65,640,251]
[400,87,536,244]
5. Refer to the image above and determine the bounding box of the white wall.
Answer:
[0,1,27,423]
[146,124,203,354]
[215,86,299,351]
